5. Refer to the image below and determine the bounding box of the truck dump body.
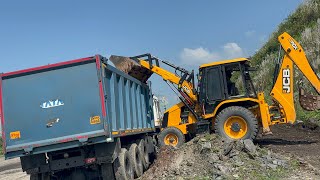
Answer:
[1,55,154,159]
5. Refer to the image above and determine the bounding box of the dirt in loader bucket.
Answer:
[109,55,153,82]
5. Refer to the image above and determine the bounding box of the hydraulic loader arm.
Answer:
[109,54,198,104]
[137,57,198,103]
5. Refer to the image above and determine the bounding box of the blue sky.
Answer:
[0,0,303,109]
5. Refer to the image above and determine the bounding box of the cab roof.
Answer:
[199,58,249,68]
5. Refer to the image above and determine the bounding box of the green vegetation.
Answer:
[252,0,320,66]
[251,0,320,121]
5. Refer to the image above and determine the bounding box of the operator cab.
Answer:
[198,58,256,111]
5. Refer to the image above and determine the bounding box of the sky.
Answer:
[0,0,303,109]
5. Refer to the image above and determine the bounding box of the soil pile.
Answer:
[141,133,318,180]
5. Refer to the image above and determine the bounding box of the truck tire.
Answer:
[137,139,149,170]
[146,136,157,163]
[101,163,115,180]
[214,106,258,140]
[30,174,40,180]
[30,173,50,180]
[158,127,185,148]
[128,143,143,178]
[115,148,134,180]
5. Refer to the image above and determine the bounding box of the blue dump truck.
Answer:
[0,55,156,180]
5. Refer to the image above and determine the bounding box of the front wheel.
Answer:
[158,127,185,148]
[214,106,258,140]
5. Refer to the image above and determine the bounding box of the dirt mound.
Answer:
[141,133,319,180]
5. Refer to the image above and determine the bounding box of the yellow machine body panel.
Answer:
[200,58,249,68]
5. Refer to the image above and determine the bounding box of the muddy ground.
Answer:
[256,123,320,169]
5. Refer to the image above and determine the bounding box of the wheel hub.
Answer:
[164,133,178,146]
[231,122,241,132]
[223,116,248,139]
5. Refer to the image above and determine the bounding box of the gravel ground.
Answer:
[0,157,28,180]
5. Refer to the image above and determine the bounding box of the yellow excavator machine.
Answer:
[110,32,320,147]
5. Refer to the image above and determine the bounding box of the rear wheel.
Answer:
[158,127,185,147]
[30,173,50,180]
[128,143,143,178]
[214,106,258,140]
[115,148,134,180]
[137,139,149,171]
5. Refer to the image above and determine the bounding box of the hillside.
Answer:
[251,0,320,120]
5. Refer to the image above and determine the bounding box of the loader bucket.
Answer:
[109,55,153,82]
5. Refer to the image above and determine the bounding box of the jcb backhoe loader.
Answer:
[110,32,320,147]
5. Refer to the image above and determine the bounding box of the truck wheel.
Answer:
[115,148,134,180]
[30,173,50,180]
[129,143,143,178]
[146,136,157,163]
[30,174,40,180]
[214,106,258,140]
[138,139,149,170]
[158,127,185,147]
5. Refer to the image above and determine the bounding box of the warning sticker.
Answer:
[10,131,21,139]
[90,116,101,125]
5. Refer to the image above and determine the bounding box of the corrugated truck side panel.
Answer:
[103,65,154,136]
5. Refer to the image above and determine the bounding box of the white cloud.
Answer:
[180,43,244,65]
[180,47,220,65]
[223,43,244,58]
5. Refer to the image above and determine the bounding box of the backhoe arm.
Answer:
[278,32,320,93]
[268,32,319,128]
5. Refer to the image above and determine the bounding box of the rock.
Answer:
[210,153,220,162]
[229,150,239,158]
[234,140,245,151]
[200,138,207,142]
[272,160,278,165]
[217,164,230,174]
[267,163,278,169]
[200,142,212,153]
[232,156,244,166]
[223,141,235,156]
[176,176,184,180]
[186,161,193,166]
[243,139,257,155]
[219,154,229,161]
[233,174,240,178]
[202,142,212,149]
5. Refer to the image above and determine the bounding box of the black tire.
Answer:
[158,127,185,148]
[128,143,143,178]
[115,148,134,180]
[146,136,157,163]
[30,174,40,180]
[137,139,149,171]
[214,106,258,140]
[101,163,115,180]
[30,173,50,180]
